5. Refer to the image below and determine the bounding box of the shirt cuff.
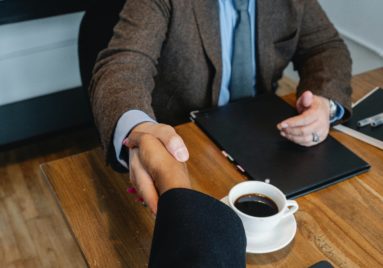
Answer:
[330,102,345,124]
[113,110,157,168]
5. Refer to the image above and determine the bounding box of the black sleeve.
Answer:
[149,188,246,268]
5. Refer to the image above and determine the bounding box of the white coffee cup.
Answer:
[228,181,299,235]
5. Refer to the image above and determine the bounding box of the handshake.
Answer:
[125,125,191,214]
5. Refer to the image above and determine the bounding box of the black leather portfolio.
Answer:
[193,93,370,198]
[336,87,383,149]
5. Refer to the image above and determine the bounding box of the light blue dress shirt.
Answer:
[113,0,344,168]
[218,0,256,105]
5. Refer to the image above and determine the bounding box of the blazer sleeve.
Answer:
[292,0,352,122]
[149,188,246,268]
[88,0,171,169]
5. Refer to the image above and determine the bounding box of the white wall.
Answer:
[0,12,84,106]
[285,0,383,81]
[319,0,383,59]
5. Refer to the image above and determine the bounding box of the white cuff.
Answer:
[330,101,345,124]
[113,110,156,168]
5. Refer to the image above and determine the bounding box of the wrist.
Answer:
[131,121,157,133]
[156,165,191,195]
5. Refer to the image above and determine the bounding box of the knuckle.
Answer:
[301,127,310,136]
[305,135,313,143]
[292,129,300,137]
[158,124,175,134]
[301,140,311,147]
[288,135,296,143]
[140,133,154,144]
[284,129,292,136]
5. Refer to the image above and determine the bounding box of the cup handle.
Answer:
[281,200,299,218]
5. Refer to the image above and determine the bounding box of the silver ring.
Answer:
[312,132,320,143]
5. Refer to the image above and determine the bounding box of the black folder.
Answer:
[336,87,383,149]
[193,93,370,198]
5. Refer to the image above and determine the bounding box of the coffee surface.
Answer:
[234,193,278,217]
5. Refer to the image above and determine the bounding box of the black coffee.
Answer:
[234,193,278,217]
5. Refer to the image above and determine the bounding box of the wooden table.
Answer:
[41,68,383,268]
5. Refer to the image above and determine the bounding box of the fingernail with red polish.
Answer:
[123,138,129,146]
[127,187,137,194]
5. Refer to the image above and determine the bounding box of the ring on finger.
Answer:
[312,132,320,143]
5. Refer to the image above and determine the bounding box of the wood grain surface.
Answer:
[41,68,383,268]
[0,127,99,267]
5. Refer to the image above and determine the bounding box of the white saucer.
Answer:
[221,196,297,254]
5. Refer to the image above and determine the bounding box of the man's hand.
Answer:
[277,90,331,146]
[129,122,189,161]
[126,132,191,214]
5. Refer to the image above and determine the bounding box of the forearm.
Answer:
[295,47,352,118]
[88,0,170,164]
[90,53,158,155]
[149,188,246,268]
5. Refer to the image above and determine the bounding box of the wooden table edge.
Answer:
[40,163,91,268]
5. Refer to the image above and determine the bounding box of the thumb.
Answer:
[125,125,189,162]
[297,90,313,113]
[150,124,189,162]
[166,135,189,162]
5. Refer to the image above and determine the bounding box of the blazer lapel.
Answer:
[257,0,275,93]
[192,0,222,105]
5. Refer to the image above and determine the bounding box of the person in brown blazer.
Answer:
[89,0,352,210]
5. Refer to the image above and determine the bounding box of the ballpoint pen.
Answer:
[371,117,383,127]
[357,113,383,127]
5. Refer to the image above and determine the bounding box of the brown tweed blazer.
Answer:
[89,0,352,168]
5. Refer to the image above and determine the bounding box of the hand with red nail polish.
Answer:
[127,187,137,194]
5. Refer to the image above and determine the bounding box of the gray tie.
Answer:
[230,0,254,101]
